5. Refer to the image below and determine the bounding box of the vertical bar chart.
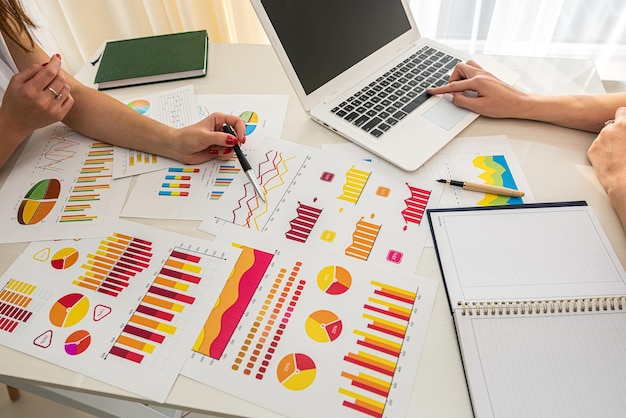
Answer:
[0,279,36,333]
[108,247,207,364]
[60,142,114,223]
[74,233,153,297]
[339,280,416,418]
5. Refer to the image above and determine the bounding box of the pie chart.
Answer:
[239,110,258,136]
[317,265,352,295]
[17,179,61,225]
[128,99,150,115]
[51,247,79,270]
[276,353,316,391]
[64,330,91,355]
[49,293,89,328]
[305,310,343,342]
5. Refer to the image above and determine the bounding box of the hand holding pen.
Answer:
[223,124,265,202]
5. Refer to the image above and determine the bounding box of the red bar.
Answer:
[129,241,152,253]
[100,281,123,293]
[170,250,201,263]
[109,346,143,363]
[112,265,137,277]
[147,285,195,304]
[116,261,143,273]
[125,247,153,259]
[108,271,131,281]
[106,277,129,288]
[97,287,118,297]
[136,304,174,321]
[131,237,152,246]
[374,289,414,305]
[343,355,394,376]
[159,267,201,284]
[364,304,409,321]
[123,324,165,343]
[120,255,150,269]
[342,401,382,418]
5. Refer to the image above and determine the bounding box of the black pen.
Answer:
[222,124,265,202]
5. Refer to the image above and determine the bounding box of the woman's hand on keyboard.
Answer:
[427,60,530,119]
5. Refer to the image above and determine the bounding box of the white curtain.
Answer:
[23,0,626,81]
[24,0,268,74]
[409,0,626,81]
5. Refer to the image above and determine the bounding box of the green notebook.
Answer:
[94,30,208,90]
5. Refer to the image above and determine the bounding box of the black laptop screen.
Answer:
[261,0,412,95]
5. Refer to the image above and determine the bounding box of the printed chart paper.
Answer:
[120,95,289,220]
[182,229,438,418]
[0,219,240,402]
[112,85,199,179]
[0,123,130,244]
[323,135,534,209]
[200,137,442,273]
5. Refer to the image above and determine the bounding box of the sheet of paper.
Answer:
[120,95,289,220]
[323,135,534,208]
[200,137,443,273]
[112,85,200,178]
[429,204,626,303]
[457,311,626,418]
[0,123,130,244]
[0,219,240,402]
[182,228,438,418]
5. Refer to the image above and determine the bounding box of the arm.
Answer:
[2,32,246,169]
[428,60,626,133]
[588,107,626,231]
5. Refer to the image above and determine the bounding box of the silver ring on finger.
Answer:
[48,87,63,100]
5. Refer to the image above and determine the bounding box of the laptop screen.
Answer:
[261,0,412,95]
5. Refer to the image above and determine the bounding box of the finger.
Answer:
[449,92,478,110]
[429,78,478,95]
[615,106,626,121]
[33,54,63,90]
[223,115,247,141]
[465,59,484,70]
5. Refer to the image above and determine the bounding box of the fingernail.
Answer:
[226,136,239,145]
[241,135,247,144]
[223,148,233,154]
[55,53,62,60]
[209,149,218,155]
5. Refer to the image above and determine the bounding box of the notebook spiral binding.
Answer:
[458,296,626,316]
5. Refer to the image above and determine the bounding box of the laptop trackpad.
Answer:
[422,98,468,130]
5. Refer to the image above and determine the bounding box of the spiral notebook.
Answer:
[427,201,626,418]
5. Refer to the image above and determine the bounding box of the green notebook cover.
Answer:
[94,30,208,90]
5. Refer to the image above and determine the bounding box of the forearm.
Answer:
[61,81,179,159]
[520,93,626,133]
[0,111,31,169]
[607,184,626,232]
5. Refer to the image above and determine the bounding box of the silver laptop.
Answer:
[250,0,478,171]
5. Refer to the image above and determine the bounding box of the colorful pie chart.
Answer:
[305,310,343,342]
[18,179,61,225]
[49,293,89,328]
[64,330,91,355]
[51,247,79,270]
[239,110,258,136]
[276,353,316,391]
[317,265,352,295]
[127,99,150,115]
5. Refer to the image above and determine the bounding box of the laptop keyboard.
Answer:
[331,45,462,138]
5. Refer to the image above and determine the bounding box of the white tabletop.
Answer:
[1,43,624,418]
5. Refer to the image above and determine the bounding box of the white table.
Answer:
[1,43,624,418]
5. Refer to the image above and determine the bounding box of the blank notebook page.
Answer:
[431,205,626,302]
[458,311,626,418]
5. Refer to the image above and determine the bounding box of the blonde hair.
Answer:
[0,0,36,51]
